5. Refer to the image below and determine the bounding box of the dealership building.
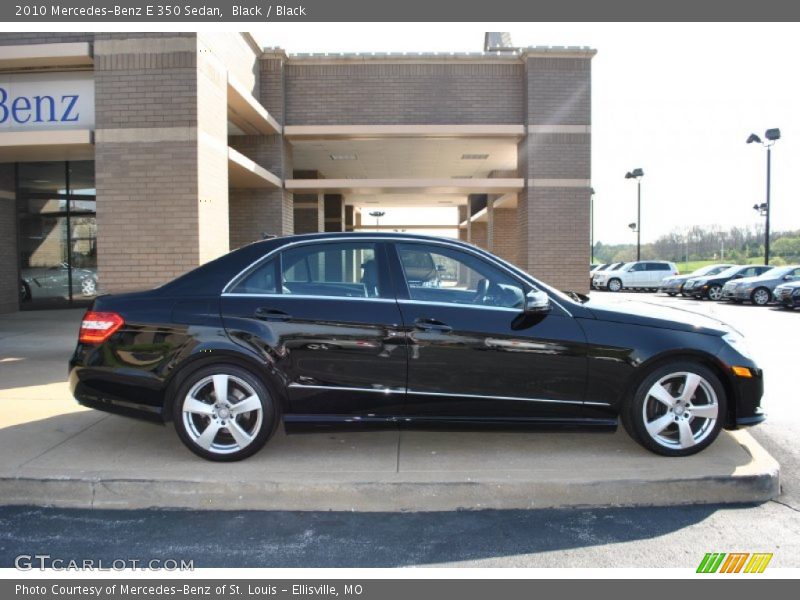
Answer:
[0,32,594,313]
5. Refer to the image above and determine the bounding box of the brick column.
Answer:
[94,33,229,293]
[229,56,294,248]
[492,206,519,266]
[0,164,17,313]
[518,54,593,293]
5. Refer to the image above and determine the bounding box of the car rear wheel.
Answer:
[80,277,97,297]
[623,362,726,457]
[751,287,771,306]
[707,285,723,300]
[607,278,622,292]
[173,365,277,461]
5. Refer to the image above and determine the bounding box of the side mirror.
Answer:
[524,290,551,314]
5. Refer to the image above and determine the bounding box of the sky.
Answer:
[256,23,800,245]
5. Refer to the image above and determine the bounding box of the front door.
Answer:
[389,241,588,421]
[221,240,407,417]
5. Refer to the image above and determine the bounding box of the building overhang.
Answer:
[0,42,93,71]
[284,124,525,141]
[0,129,94,162]
[286,178,523,195]
[228,147,282,188]
[227,76,281,136]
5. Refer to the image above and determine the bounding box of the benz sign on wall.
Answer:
[0,71,94,131]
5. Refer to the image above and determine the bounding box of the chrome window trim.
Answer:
[221,235,573,317]
[222,292,397,303]
[397,298,522,313]
[286,382,609,407]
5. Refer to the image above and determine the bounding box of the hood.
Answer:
[585,298,733,335]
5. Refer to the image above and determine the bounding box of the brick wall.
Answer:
[0,165,17,313]
[229,188,293,249]
[285,62,523,125]
[491,207,519,266]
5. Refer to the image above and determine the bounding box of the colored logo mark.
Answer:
[697,552,773,573]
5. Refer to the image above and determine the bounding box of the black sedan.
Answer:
[682,264,772,300]
[70,233,764,461]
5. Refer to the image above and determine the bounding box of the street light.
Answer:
[625,168,644,261]
[368,210,386,229]
[747,128,780,265]
[590,187,595,264]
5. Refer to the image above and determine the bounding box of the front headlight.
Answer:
[723,332,753,361]
[793,288,800,297]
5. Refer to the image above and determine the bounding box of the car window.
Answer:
[230,257,278,294]
[396,243,525,309]
[281,242,384,298]
[629,263,645,272]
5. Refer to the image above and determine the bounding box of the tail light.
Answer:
[79,311,124,344]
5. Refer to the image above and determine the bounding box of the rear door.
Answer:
[221,240,407,417]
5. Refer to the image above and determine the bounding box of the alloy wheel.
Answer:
[641,371,719,450]
[608,278,622,292]
[181,373,264,455]
[752,288,771,306]
[81,278,97,296]
[707,285,723,300]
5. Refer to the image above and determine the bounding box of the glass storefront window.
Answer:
[17,161,96,309]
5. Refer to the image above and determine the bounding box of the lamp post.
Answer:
[590,187,595,264]
[625,168,644,261]
[368,210,385,229]
[747,128,780,265]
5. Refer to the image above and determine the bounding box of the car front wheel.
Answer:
[607,278,622,292]
[706,285,723,300]
[173,365,277,461]
[751,287,771,306]
[623,362,726,457]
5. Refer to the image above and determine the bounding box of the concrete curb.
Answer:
[0,431,780,512]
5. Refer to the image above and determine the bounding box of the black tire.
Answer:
[172,364,278,462]
[623,361,727,457]
[607,278,622,292]
[751,287,771,306]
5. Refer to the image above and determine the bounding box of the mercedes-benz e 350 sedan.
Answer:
[69,233,764,461]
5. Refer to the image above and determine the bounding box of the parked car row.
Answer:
[591,261,800,309]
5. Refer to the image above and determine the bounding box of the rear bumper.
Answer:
[69,356,166,423]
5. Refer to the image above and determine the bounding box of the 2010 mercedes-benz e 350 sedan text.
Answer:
[69,233,765,461]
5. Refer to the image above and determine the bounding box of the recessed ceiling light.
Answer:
[330,154,357,160]
[437,200,453,204]
[461,153,489,160]
[452,176,473,179]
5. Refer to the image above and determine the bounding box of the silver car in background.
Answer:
[722,265,800,305]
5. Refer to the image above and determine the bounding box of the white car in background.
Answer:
[592,261,679,292]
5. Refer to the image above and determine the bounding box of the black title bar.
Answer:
[2,0,800,22]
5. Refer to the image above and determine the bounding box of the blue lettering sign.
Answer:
[0,86,82,124]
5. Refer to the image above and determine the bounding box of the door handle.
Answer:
[414,318,452,333]
[254,307,291,321]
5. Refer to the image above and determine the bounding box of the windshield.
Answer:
[620,262,635,271]
[758,266,791,278]
[694,264,731,276]
[715,265,743,278]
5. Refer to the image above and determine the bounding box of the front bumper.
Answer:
[775,290,800,307]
